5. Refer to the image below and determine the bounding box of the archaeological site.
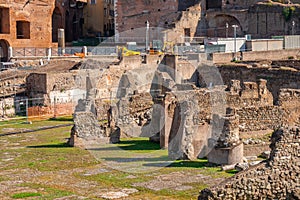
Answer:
[0,0,299,199]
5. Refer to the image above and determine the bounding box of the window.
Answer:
[0,7,10,34]
[16,21,30,39]
[90,0,96,4]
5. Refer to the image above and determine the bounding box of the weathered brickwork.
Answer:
[202,1,300,38]
[198,126,300,199]
[115,0,200,41]
[0,0,55,48]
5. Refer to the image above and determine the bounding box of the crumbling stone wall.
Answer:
[201,1,300,38]
[115,0,178,34]
[26,72,77,104]
[115,0,200,40]
[157,72,300,154]
[237,106,285,132]
[198,125,300,199]
[69,111,120,147]
[279,88,300,125]
[217,64,300,104]
[107,93,153,137]
[165,4,201,43]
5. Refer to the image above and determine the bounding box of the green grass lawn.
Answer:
[0,117,236,199]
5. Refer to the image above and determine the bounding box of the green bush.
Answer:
[283,6,295,21]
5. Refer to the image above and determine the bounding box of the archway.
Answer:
[72,14,78,41]
[65,11,72,42]
[209,14,242,37]
[0,39,9,62]
[52,7,63,43]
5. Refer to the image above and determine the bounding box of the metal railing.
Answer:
[13,47,48,57]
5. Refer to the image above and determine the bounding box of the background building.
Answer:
[83,0,114,38]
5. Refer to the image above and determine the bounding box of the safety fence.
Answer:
[0,97,76,123]
[12,46,118,58]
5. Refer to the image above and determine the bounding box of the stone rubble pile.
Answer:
[199,126,300,200]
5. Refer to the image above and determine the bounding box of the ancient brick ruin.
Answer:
[113,0,300,43]
[198,125,300,199]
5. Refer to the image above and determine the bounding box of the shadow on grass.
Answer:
[27,143,71,148]
[225,169,239,174]
[86,139,160,152]
[48,116,73,122]
[102,156,171,163]
[142,159,213,169]
[118,139,161,151]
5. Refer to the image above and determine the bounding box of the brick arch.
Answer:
[52,6,64,43]
[208,14,243,37]
[0,39,10,62]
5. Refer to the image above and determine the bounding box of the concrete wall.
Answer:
[212,49,300,63]
[246,39,283,51]
[205,38,246,52]
[49,89,86,104]
[284,35,300,49]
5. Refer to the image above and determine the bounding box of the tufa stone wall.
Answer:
[26,72,77,103]
[69,111,120,147]
[237,106,285,132]
[217,63,300,104]
[198,125,300,200]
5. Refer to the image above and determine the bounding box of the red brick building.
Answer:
[0,0,86,61]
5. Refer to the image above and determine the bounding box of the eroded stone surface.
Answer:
[199,126,300,200]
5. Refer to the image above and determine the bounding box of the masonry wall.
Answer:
[202,2,300,38]
[217,64,300,103]
[115,0,200,37]
[115,0,178,35]
[0,0,55,48]
[199,126,300,199]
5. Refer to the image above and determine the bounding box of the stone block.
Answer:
[207,142,243,165]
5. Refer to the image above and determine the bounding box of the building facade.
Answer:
[0,0,86,61]
[83,0,114,38]
[0,0,56,61]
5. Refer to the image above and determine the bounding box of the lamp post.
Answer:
[146,20,150,52]
[292,20,295,35]
[232,25,238,61]
[226,22,229,38]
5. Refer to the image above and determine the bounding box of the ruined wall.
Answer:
[199,126,300,200]
[165,4,201,43]
[115,0,200,37]
[46,72,77,94]
[201,1,300,38]
[278,88,300,125]
[0,0,55,48]
[26,73,47,96]
[115,0,178,34]
[237,106,285,132]
[26,72,78,104]
[248,3,300,38]
[217,64,300,103]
